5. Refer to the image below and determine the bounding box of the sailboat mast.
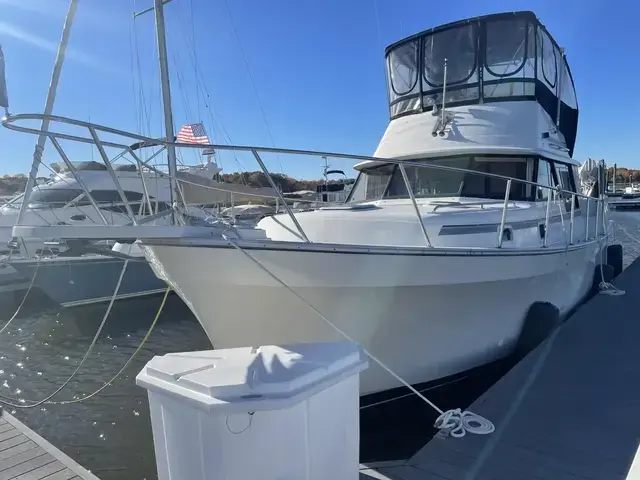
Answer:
[153,0,178,209]
[16,0,79,226]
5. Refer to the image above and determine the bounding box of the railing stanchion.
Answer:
[398,162,432,247]
[49,136,109,226]
[585,198,590,241]
[127,149,154,216]
[595,197,600,240]
[497,179,511,248]
[88,127,138,224]
[569,194,575,245]
[251,149,310,243]
[543,189,552,247]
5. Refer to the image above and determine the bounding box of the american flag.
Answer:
[176,122,210,144]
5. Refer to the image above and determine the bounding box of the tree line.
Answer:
[606,167,640,185]
[0,172,355,196]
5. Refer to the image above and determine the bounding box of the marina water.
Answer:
[0,211,637,480]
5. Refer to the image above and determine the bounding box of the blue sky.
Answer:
[0,0,638,179]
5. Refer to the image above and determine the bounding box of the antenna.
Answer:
[439,58,448,137]
[322,156,329,188]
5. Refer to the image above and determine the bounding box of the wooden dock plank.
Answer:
[366,257,640,480]
[0,443,38,464]
[0,447,47,474]
[0,413,98,480]
[10,460,67,480]
[0,453,56,480]
[35,470,80,480]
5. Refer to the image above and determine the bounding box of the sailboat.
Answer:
[3,10,613,396]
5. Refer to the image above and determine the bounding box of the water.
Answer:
[0,295,210,479]
[0,211,639,479]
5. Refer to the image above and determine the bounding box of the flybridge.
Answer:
[384,11,578,157]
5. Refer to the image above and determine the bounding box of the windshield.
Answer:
[348,156,533,203]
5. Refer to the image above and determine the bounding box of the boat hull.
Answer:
[10,256,168,308]
[142,240,603,396]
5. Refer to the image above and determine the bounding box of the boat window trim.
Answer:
[550,160,580,210]
[538,28,557,89]
[388,40,419,96]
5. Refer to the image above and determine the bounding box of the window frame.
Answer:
[550,160,580,210]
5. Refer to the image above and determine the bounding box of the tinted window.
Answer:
[485,19,527,77]
[388,41,418,96]
[370,157,531,201]
[28,188,83,209]
[92,190,144,203]
[423,25,476,87]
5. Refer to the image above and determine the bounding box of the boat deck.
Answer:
[360,256,640,480]
[0,411,98,480]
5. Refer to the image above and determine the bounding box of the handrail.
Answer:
[1,112,609,250]
[399,162,432,247]
[1,112,594,202]
[497,179,511,248]
[251,149,309,243]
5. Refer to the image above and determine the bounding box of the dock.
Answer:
[608,197,640,210]
[0,411,98,480]
[360,257,640,480]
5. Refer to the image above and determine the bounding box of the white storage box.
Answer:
[136,342,368,480]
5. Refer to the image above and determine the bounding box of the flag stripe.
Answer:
[176,123,210,144]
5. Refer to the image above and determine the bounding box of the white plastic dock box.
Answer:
[136,342,368,480]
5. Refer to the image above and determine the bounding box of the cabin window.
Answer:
[386,157,471,198]
[553,162,577,211]
[347,164,394,202]
[423,25,476,87]
[27,188,84,209]
[538,29,557,90]
[388,40,419,96]
[350,156,534,203]
[536,160,553,200]
[485,19,528,78]
[74,190,145,207]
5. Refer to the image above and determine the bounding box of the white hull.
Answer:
[142,239,604,396]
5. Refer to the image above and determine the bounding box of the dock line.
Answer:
[223,234,495,438]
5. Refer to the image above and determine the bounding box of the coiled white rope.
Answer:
[222,235,494,438]
[434,408,495,438]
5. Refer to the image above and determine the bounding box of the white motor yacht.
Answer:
[135,12,611,395]
[4,11,612,395]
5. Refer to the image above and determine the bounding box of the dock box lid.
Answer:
[136,342,368,412]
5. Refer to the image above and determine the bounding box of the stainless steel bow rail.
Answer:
[2,112,609,249]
